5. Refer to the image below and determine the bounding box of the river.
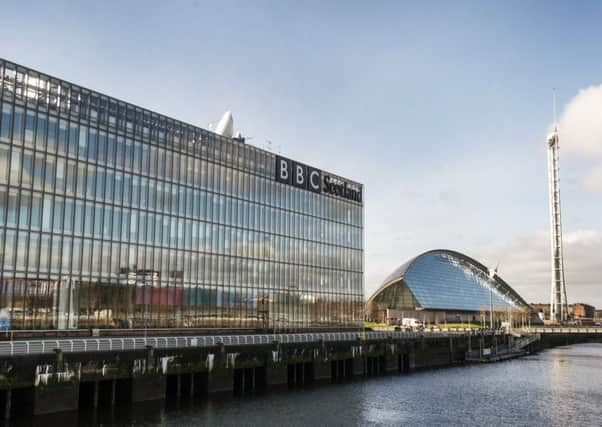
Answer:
[18,343,602,426]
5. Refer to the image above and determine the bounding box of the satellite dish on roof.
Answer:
[215,111,234,138]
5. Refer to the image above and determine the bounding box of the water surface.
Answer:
[22,343,602,426]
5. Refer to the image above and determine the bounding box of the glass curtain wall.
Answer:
[0,59,364,330]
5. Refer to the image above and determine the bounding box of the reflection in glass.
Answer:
[0,59,364,330]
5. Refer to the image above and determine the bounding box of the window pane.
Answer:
[31,192,42,230]
[98,131,106,164]
[28,233,39,272]
[87,165,96,198]
[16,231,28,270]
[58,119,68,155]
[42,195,53,231]
[64,198,74,233]
[61,236,72,271]
[35,113,47,150]
[0,103,12,142]
[74,201,84,235]
[33,153,44,190]
[44,156,56,191]
[24,109,35,147]
[0,186,6,225]
[19,191,31,228]
[39,234,50,272]
[88,128,97,161]
[78,126,88,159]
[22,150,33,187]
[0,144,9,184]
[68,121,78,158]
[47,116,58,153]
[4,230,16,269]
[53,196,64,230]
[13,106,24,144]
[55,158,66,194]
[9,148,21,185]
[66,161,76,196]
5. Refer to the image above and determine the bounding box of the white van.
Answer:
[401,318,423,329]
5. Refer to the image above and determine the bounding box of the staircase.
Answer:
[512,333,540,351]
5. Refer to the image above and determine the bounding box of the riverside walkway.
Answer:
[0,329,487,357]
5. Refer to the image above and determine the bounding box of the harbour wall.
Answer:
[1,330,592,421]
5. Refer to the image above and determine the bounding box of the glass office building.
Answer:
[0,59,364,330]
[366,250,532,324]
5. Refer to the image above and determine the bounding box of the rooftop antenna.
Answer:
[547,89,569,323]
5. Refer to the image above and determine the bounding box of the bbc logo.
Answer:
[275,155,322,193]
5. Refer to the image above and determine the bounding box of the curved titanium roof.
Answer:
[368,249,531,312]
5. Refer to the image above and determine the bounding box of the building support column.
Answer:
[266,363,287,386]
[4,389,11,420]
[409,343,416,372]
[353,355,364,376]
[93,381,99,408]
[34,381,79,415]
[132,375,166,402]
[313,360,331,382]
[111,380,116,406]
[208,366,234,394]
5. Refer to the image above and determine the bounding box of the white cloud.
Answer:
[557,85,602,192]
[479,229,602,307]
[582,166,602,192]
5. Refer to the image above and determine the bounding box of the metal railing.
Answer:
[0,330,483,357]
[521,327,602,334]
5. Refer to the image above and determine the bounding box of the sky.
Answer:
[2,1,601,306]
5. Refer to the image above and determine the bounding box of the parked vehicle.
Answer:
[401,318,423,329]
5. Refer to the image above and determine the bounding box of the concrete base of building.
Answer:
[266,364,287,386]
[132,375,166,402]
[385,353,399,374]
[34,381,79,415]
[353,356,364,376]
[208,367,233,394]
[314,360,331,382]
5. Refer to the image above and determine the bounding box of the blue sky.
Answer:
[2,1,601,306]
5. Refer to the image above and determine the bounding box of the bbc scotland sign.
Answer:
[275,155,362,203]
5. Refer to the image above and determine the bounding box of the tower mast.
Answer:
[547,93,568,322]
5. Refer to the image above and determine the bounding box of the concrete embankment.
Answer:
[0,331,528,420]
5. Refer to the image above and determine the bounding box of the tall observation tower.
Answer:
[547,121,569,322]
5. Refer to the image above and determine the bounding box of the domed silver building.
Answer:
[366,249,535,326]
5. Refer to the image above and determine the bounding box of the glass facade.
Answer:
[368,250,530,314]
[0,59,364,330]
